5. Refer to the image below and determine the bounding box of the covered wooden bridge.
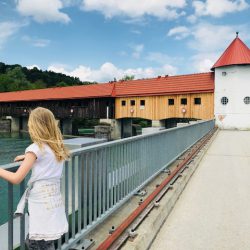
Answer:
[0,72,215,137]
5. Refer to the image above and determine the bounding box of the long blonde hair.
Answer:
[28,107,70,161]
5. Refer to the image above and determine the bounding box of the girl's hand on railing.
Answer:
[14,155,25,162]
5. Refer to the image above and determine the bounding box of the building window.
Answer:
[222,72,227,76]
[194,98,201,105]
[181,98,187,105]
[130,100,135,106]
[221,97,228,105]
[140,100,145,106]
[244,97,250,104]
[168,99,174,105]
[121,100,126,106]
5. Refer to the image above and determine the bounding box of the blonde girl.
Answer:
[0,107,69,249]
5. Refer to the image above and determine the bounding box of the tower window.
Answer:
[130,100,135,106]
[244,96,250,104]
[194,98,201,105]
[181,98,187,105]
[222,72,227,76]
[168,99,174,105]
[221,97,228,105]
[121,100,126,106]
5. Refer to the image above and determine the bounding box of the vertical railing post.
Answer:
[71,156,76,239]
[83,153,87,229]
[78,154,83,232]
[64,161,69,243]
[20,181,26,250]
[8,182,14,250]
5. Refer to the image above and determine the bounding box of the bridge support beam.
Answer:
[152,120,165,127]
[61,119,73,135]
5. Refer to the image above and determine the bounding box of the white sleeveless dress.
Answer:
[15,143,68,241]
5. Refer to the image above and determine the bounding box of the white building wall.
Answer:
[214,65,250,129]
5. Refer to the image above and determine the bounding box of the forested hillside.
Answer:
[0,62,96,92]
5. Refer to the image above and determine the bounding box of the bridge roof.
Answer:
[0,72,214,102]
[0,83,115,102]
[114,72,214,97]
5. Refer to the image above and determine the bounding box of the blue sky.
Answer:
[1,0,250,82]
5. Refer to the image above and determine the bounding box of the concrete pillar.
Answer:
[61,119,73,135]
[152,120,165,127]
[21,117,28,132]
[0,119,11,132]
[111,119,121,140]
[121,119,132,138]
[100,119,122,140]
[95,125,111,140]
[10,117,20,132]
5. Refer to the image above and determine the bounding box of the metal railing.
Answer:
[0,119,215,250]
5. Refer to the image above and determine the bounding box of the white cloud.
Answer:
[0,21,25,49]
[186,14,197,23]
[130,44,144,59]
[48,62,177,82]
[81,0,187,20]
[188,23,250,52]
[22,36,51,47]
[168,23,250,52]
[191,53,219,72]
[167,26,191,40]
[27,65,41,70]
[190,23,250,71]
[168,23,250,72]
[193,0,249,18]
[17,0,70,23]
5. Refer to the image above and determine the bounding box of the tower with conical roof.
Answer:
[212,33,250,129]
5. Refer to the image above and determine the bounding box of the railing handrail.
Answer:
[69,119,214,155]
[1,119,213,170]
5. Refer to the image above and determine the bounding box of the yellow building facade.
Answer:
[115,93,214,121]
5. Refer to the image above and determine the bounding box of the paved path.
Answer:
[150,130,250,250]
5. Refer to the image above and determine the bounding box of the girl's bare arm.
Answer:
[14,155,26,162]
[0,152,36,184]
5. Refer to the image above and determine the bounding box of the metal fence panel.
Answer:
[0,120,214,250]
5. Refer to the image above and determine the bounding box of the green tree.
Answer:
[0,62,96,92]
[56,81,68,87]
[5,66,31,91]
[121,75,135,81]
[0,74,12,92]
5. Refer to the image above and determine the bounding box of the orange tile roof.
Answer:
[0,72,214,102]
[0,83,115,102]
[211,37,250,70]
[114,72,214,97]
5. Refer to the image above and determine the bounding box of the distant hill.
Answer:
[0,62,96,93]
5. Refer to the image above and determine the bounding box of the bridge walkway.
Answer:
[150,130,250,250]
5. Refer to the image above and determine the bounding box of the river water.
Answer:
[0,133,31,225]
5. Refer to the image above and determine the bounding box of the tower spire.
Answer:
[236,31,239,38]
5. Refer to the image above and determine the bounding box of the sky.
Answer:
[0,0,250,83]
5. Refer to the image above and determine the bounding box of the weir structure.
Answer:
[0,119,214,250]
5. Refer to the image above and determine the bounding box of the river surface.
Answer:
[0,133,31,225]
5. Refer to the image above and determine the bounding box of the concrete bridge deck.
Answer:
[150,130,250,250]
